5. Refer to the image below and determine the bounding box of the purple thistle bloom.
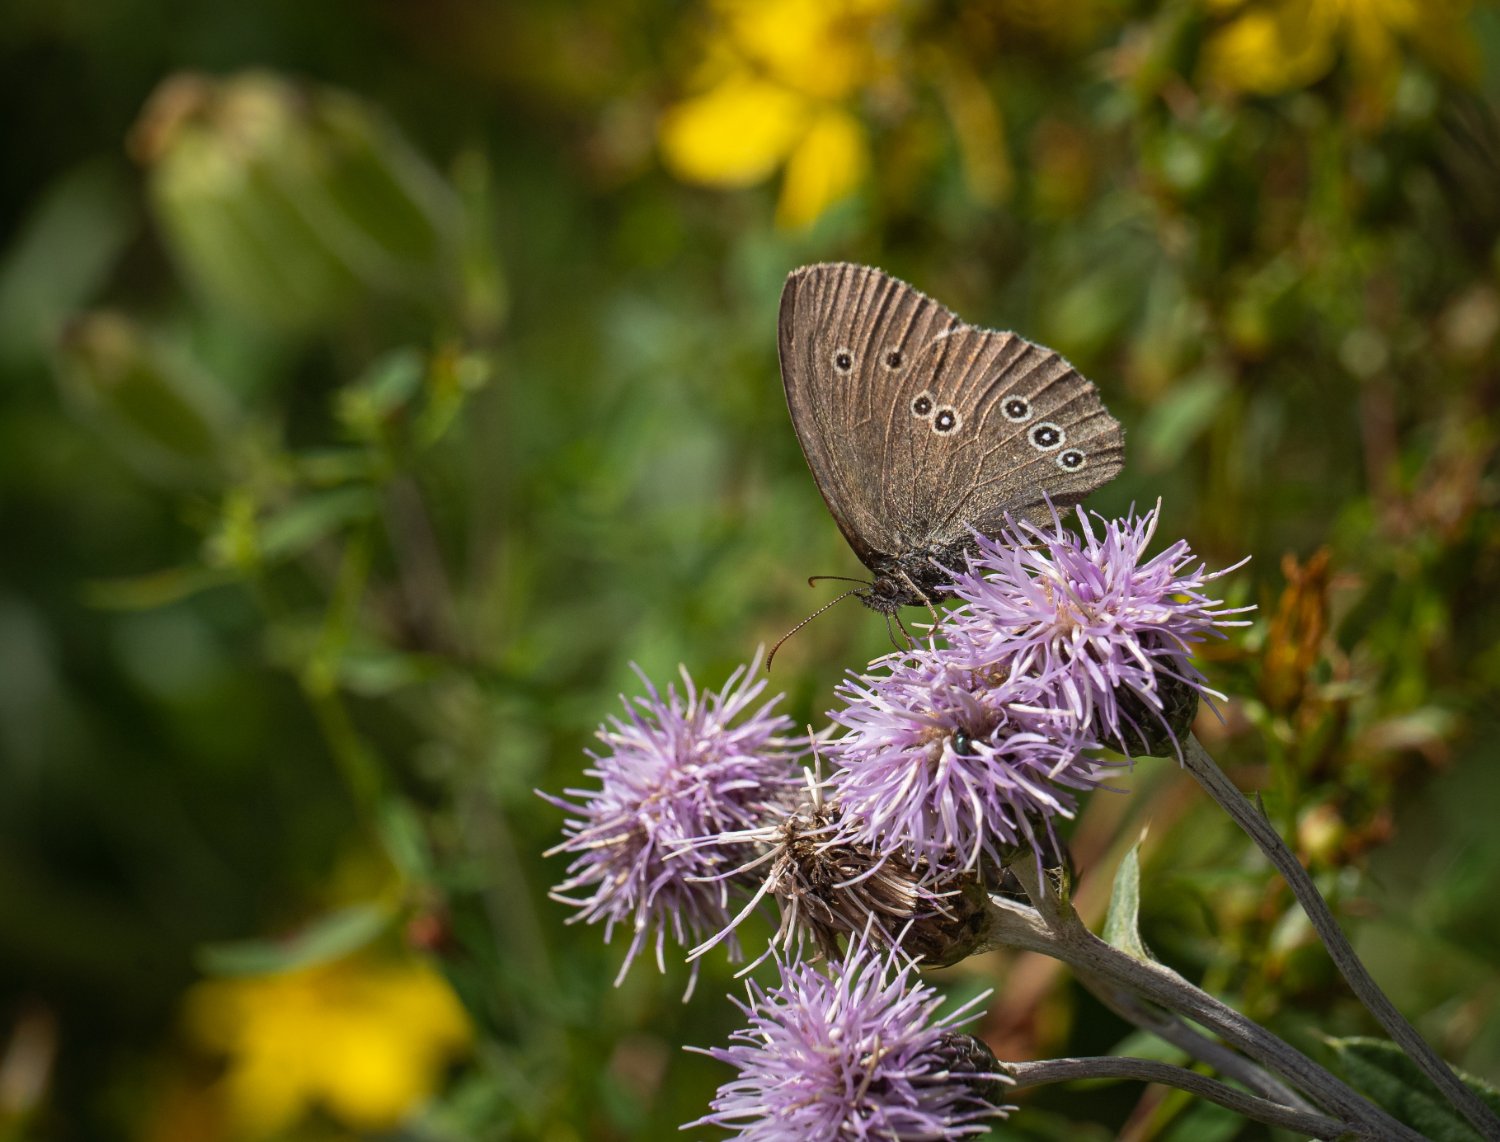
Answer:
[543,656,803,993]
[687,932,1010,1139]
[827,650,1116,879]
[941,501,1251,757]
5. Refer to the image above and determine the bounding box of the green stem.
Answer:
[1074,970,1315,1113]
[1185,734,1500,1141]
[993,862,1422,1140]
[301,531,386,815]
[1005,1056,1349,1139]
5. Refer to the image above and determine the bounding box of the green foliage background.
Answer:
[1,1,1498,1139]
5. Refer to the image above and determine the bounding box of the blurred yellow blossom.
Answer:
[183,952,471,1139]
[658,0,898,228]
[1200,0,1474,102]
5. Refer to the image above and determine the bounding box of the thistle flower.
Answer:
[543,656,802,992]
[687,932,1010,1139]
[827,650,1116,879]
[941,502,1251,757]
[690,776,992,969]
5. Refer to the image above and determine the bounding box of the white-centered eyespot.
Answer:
[1029,422,1065,451]
[1002,396,1032,422]
[1056,448,1086,471]
[932,407,961,434]
[910,391,935,419]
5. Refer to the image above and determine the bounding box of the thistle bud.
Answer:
[54,311,234,485]
[1105,669,1202,759]
[130,71,461,330]
[936,1031,1012,1109]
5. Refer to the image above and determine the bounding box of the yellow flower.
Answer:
[183,952,471,1138]
[658,0,897,228]
[1200,0,1473,100]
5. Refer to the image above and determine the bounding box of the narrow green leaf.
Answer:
[259,486,377,561]
[1326,1035,1500,1142]
[1102,835,1154,962]
[82,565,237,609]
[196,903,391,977]
[1162,1098,1243,1142]
[379,796,435,883]
[1140,367,1231,469]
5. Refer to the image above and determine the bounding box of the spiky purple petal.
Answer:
[543,657,803,990]
[688,932,1010,1139]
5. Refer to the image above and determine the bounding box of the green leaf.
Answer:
[1103,834,1154,962]
[379,797,435,883]
[196,902,391,977]
[82,565,237,609]
[335,346,425,438]
[1162,1097,1244,1142]
[1140,366,1231,470]
[0,160,136,368]
[1326,1036,1500,1142]
[259,486,378,561]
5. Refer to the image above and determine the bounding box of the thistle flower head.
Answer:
[694,781,991,969]
[942,501,1251,757]
[688,932,1011,1139]
[543,656,802,991]
[827,649,1116,879]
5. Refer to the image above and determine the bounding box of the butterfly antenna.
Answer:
[807,574,869,588]
[766,588,865,672]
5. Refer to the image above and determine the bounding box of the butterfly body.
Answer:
[778,263,1124,610]
[858,542,976,613]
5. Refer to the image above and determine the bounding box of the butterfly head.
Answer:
[855,573,920,615]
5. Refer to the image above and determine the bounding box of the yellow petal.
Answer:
[181,954,471,1139]
[1341,0,1410,80]
[776,107,868,229]
[659,75,810,187]
[715,0,894,100]
[1200,4,1338,95]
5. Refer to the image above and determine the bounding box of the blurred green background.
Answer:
[2,1,1498,1139]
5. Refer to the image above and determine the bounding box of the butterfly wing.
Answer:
[901,322,1125,539]
[778,262,1124,571]
[779,263,960,569]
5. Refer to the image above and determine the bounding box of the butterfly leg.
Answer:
[893,566,943,633]
[884,611,909,653]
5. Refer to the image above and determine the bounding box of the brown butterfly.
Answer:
[779,262,1124,613]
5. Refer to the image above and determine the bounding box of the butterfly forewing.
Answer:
[779,262,1124,585]
[779,263,959,565]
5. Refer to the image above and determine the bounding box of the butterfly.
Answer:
[778,262,1124,613]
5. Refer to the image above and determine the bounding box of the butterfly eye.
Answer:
[884,349,903,369]
[1029,422,1064,451]
[833,349,854,372]
[1002,397,1032,422]
[1057,449,1086,471]
[932,407,961,434]
[910,392,935,418]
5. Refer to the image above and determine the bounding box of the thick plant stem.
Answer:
[1184,734,1500,1142]
[1076,971,1315,1113]
[991,864,1424,1141]
[1005,1056,1350,1139]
